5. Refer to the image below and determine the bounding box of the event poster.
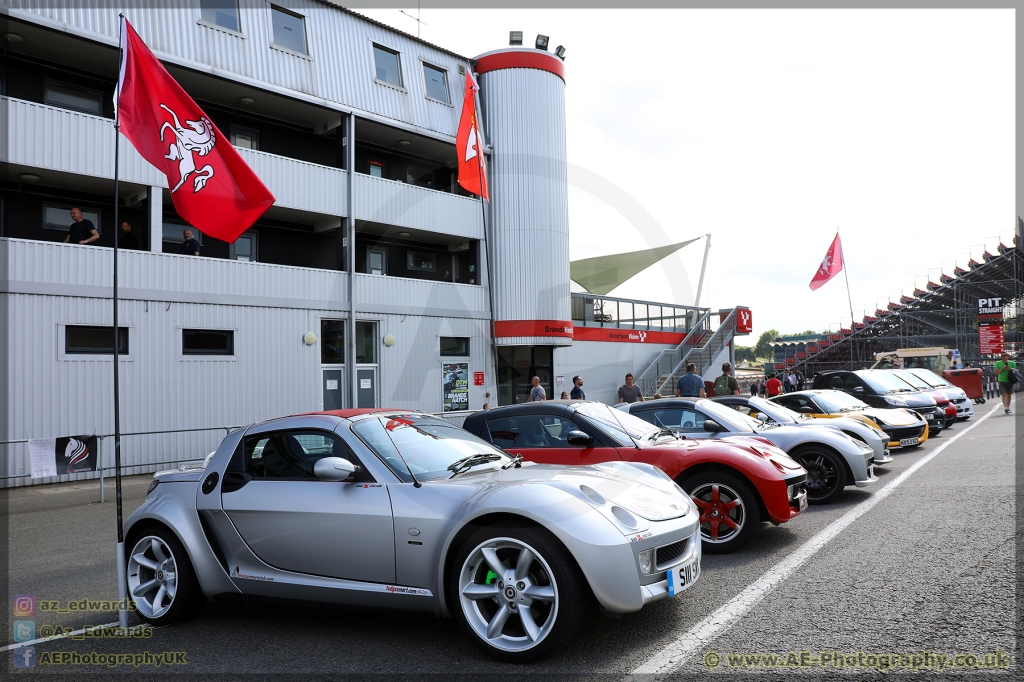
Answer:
[442,362,469,412]
[29,436,99,478]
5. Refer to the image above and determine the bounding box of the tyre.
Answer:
[450,524,587,663]
[681,471,760,554]
[790,445,847,504]
[125,525,205,626]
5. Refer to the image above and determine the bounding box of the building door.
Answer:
[497,346,554,406]
[323,369,343,410]
[367,247,387,275]
[357,367,377,408]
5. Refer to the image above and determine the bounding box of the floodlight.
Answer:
[509,31,523,46]
[554,45,565,60]
[535,34,549,51]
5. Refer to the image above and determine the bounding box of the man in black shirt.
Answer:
[118,221,141,250]
[179,228,201,256]
[63,207,99,245]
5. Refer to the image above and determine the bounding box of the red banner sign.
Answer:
[978,320,1005,355]
[493,320,573,338]
[572,327,688,345]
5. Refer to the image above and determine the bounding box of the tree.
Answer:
[753,329,780,359]
[735,345,756,363]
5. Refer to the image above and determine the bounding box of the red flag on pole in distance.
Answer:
[809,232,844,291]
[455,71,489,200]
[115,17,274,243]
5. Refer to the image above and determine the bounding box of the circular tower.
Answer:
[475,48,571,348]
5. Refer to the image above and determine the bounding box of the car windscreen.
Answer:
[575,402,659,447]
[813,391,869,412]
[351,415,510,482]
[908,368,952,388]
[746,397,799,424]
[890,369,933,390]
[856,370,915,394]
[697,399,760,431]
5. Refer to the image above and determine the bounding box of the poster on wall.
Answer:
[29,436,98,479]
[442,362,469,412]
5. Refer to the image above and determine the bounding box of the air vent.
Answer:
[579,485,605,505]
[610,505,638,528]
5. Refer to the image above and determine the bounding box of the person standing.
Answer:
[179,228,201,256]
[63,207,100,245]
[618,373,645,404]
[766,373,783,397]
[994,352,1017,414]
[788,371,797,393]
[569,375,586,400]
[118,220,141,250]
[782,372,792,393]
[714,362,740,396]
[675,363,706,398]
[796,372,805,391]
[528,376,546,402]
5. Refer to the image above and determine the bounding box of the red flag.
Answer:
[809,232,844,291]
[455,71,489,201]
[115,17,274,243]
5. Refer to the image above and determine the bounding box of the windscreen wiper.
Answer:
[447,454,502,477]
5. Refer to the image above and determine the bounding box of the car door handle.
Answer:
[221,471,252,494]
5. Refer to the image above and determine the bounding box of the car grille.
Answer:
[655,539,688,568]
[911,408,938,421]
[951,398,967,405]
[888,426,924,440]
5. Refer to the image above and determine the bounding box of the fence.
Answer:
[0,426,242,496]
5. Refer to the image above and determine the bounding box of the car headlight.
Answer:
[883,396,908,407]
[146,478,160,495]
[638,549,654,575]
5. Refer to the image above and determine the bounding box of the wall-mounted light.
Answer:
[397,232,410,238]
[554,45,566,60]
[397,139,411,146]
[19,174,40,183]
[303,332,317,346]
[239,96,255,106]
[535,35,549,51]
[383,334,395,348]
[509,31,523,46]
[4,33,24,44]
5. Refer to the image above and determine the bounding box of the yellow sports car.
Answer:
[770,390,928,448]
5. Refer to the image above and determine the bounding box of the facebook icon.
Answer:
[13,646,35,668]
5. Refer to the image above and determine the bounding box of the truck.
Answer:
[870,347,962,373]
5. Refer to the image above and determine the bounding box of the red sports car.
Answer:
[463,401,808,553]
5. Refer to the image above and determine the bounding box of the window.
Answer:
[320,320,344,364]
[182,329,234,355]
[440,337,469,356]
[200,0,240,32]
[422,63,449,103]
[366,247,386,275]
[368,160,385,178]
[633,407,706,433]
[230,231,257,261]
[230,125,260,150]
[485,415,578,449]
[372,44,402,86]
[66,326,128,355]
[406,165,435,189]
[406,251,436,272]
[44,80,103,115]
[243,430,370,481]
[43,205,100,232]
[163,222,203,245]
[356,321,377,364]
[270,5,307,54]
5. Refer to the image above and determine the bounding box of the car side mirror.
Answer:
[800,406,813,414]
[566,430,594,447]
[703,419,724,433]
[851,386,864,393]
[314,457,360,481]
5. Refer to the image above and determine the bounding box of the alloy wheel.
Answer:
[127,535,178,619]
[458,537,559,653]
[690,483,745,543]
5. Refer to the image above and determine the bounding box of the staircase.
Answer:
[635,308,739,397]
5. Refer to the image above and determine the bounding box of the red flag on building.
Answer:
[115,17,274,243]
[455,71,489,201]
[809,232,844,291]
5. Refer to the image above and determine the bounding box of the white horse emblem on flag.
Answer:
[159,103,216,193]
[818,254,833,277]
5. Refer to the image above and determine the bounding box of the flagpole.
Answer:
[113,13,128,630]
[840,228,855,370]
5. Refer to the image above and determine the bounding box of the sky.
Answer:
[357,7,1015,341]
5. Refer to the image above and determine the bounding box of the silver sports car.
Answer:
[124,410,702,662]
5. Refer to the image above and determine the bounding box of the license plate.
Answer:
[666,558,700,596]
[900,437,919,446]
[798,492,808,511]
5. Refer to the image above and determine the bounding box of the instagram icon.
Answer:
[12,595,35,617]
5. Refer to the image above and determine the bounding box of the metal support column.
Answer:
[347,114,357,408]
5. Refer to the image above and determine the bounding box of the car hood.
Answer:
[857,407,924,426]
[449,460,691,521]
[891,392,937,408]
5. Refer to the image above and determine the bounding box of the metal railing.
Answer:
[0,426,243,498]
[634,309,714,397]
[571,293,706,332]
[657,308,738,396]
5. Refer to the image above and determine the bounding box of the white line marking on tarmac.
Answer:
[630,402,1001,678]
[1,622,120,651]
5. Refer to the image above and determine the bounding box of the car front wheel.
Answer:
[682,471,760,553]
[126,526,205,626]
[790,445,847,504]
[450,525,587,663]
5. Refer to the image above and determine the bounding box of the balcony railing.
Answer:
[354,173,484,240]
[571,292,706,332]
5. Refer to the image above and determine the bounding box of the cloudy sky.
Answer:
[358,7,1015,341]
